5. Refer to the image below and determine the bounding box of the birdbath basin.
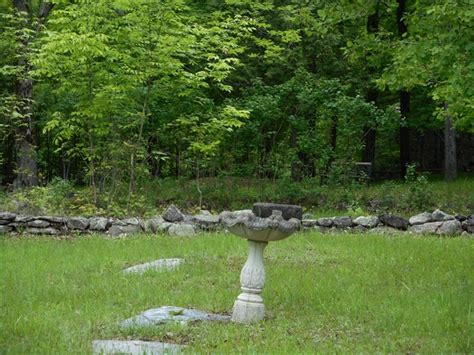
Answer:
[221,204,302,323]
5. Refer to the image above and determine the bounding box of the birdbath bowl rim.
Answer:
[221,210,300,242]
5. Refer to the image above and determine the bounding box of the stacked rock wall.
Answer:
[0,206,472,237]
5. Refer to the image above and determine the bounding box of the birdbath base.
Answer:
[232,240,267,323]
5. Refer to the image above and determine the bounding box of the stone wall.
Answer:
[0,205,472,237]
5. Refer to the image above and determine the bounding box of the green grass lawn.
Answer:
[1,232,473,353]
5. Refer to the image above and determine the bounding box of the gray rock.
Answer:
[332,216,352,228]
[38,216,66,224]
[0,219,11,225]
[353,216,379,228]
[0,225,13,234]
[89,217,111,231]
[437,220,462,235]
[92,340,183,355]
[432,209,455,221]
[302,213,314,220]
[200,210,211,215]
[302,219,318,227]
[109,224,142,237]
[352,225,367,233]
[122,217,142,226]
[316,217,333,227]
[162,204,184,222]
[25,227,59,235]
[368,226,401,234]
[144,217,165,233]
[121,305,230,328]
[465,216,474,226]
[192,214,220,230]
[14,215,34,223]
[252,202,303,221]
[379,214,409,230]
[123,258,184,274]
[409,212,433,225]
[409,221,443,234]
[26,219,51,228]
[156,222,173,233]
[67,217,90,230]
[168,224,196,237]
[0,212,16,221]
[455,214,467,222]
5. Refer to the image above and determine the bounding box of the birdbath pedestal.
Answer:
[221,205,301,323]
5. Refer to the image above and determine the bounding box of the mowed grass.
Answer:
[1,232,473,353]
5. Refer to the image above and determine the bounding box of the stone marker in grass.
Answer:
[92,340,183,354]
[121,306,230,328]
[123,258,184,274]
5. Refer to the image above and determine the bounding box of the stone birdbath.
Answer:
[221,203,302,323]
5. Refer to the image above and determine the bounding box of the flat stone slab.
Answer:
[123,258,184,274]
[121,306,230,328]
[92,340,183,354]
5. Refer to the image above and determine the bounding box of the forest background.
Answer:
[0,0,473,216]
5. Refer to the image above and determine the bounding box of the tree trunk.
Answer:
[399,91,410,178]
[397,0,410,178]
[444,108,457,181]
[12,1,54,188]
[362,5,379,168]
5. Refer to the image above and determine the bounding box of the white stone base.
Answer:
[232,297,265,323]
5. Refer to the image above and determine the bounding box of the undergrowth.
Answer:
[0,174,472,217]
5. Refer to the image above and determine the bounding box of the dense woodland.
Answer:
[1,1,473,206]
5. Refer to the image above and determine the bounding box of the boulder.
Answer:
[192,214,220,230]
[168,223,196,237]
[352,225,367,233]
[156,222,173,233]
[38,216,66,224]
[252,202,303,221]
[143,217,165,233]
[432,209,454,222]
[437,220,462,235]
[353,216,379,228]
[25,227,59,235]
[162,204,184,222]
[89,217,111,231]
[409,222,443,234]
[0,225,13,234]
[122,217,142,226]
[0,212,16,221]
[332,216,352,228]
[109,224,142,237]
[368,226,401,234]
[464,217,474,233]
[67,217,89,230]
[379,214,409,230]
[302,219,318,228]
[316,217,333,227]
[14,215,33,223]
[455,214,467,222]
[408,212,433,225]
[26,219,51,228]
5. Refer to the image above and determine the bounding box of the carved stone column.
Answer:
[232,240,268,323]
